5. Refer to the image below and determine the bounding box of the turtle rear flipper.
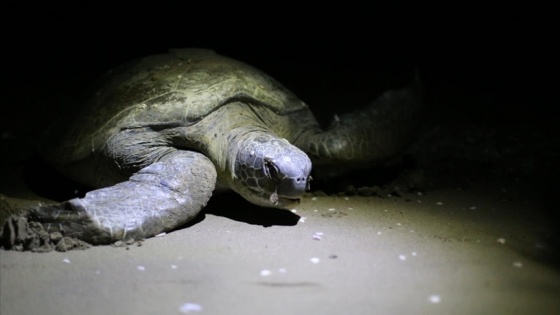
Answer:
[298,78,423,172]
[2,151,216,250]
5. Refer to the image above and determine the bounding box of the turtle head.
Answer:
[232,134,312,209]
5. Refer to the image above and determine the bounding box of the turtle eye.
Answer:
[264,158,280,181]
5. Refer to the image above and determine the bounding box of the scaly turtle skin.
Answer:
[1,48,421,247]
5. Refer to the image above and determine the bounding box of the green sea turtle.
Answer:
[1,48,421,250]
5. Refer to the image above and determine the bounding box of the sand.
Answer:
[1,184,559,314]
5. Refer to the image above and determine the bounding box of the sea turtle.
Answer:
[1,48,421,250]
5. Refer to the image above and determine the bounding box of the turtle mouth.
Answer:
[276,195,301,208]
[263,188,302,208]
[268,177,308,208]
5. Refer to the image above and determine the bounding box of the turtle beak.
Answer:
[269,175,308,209]
[276,175,309,199]
[264,157,311,200]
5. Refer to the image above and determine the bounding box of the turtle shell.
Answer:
[46,48,307,163]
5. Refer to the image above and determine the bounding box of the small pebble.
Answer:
[299,217,306,223]
[63,258,71,264]
[310,257,320,264]
[377,232,382,235]
[137,266,145,271]
[155,232,167,237]
[278,268,287,273]
[179,303,202,313]
[428,295,441,303]
[311,197,317,201]
[260,270,271,276]
[171,265,178,269]
[291,209,297,213]
[412,252,417,256]
[344,197,349,200]
[436,202,443,206]
[497,238,506,244]
[469,206,477,210]
[399,255,406,261]
[328,208,335,211]
[513,261,523,268]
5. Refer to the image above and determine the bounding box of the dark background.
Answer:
[2,5,553,123]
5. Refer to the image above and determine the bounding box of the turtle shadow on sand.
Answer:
[203,192,301,227]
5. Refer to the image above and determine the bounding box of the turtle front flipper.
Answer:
[1,151,216,250]
[297,78,423,173]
